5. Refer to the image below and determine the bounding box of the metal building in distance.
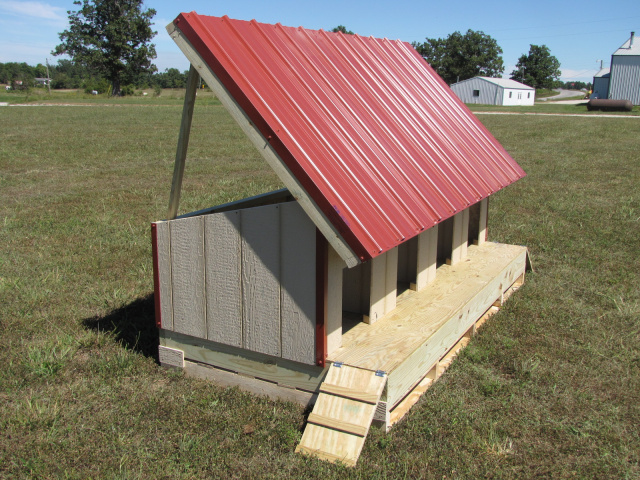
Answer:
[608,32,640,105]
[450,76,535,106]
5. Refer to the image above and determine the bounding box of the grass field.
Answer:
[1,97,639,479]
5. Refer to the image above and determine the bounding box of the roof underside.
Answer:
[173,13,525,262]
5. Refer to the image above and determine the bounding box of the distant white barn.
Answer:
[608,32,640,105]
[450,77,535,106]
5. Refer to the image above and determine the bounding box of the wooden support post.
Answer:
[412,225,438,291]
[449,210,466,265]
[478,198,488,245]
[167,65,200,220]
[460,208,469,259]
[326,246,345,356]
[365,248,398,324]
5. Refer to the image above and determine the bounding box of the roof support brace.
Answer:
[168,65,200,220]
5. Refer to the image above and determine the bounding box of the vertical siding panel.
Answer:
[205,211,242,347]
[478,198,488,245]
[609,56,640,105]
[170,216,206,338]
[414,225,438,291]
[241,204,281,357]
[460,208,469,260]
[449,211,464,265]
[366,252,387,324]
[326,245,344,356]
[384,247,398,312]
[280,202,317,365]
[155,221,173,330]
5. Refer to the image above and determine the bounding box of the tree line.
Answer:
[3,0,585,96]
[0,61,191,93]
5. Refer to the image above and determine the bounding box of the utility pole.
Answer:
[45,58,51,94]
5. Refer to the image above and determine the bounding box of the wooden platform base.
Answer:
[159,242,528,466]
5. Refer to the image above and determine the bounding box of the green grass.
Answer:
[534,88,559,99]
[468,102,640,116]
[0,87,221,106]
[1,99,639,479]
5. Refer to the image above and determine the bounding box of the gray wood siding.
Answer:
[241,204,282,357]
[170,216,206,338]
[155,221,173,330]
[205,211,242,347]
[160,200,318,365]
[280,202,317,364]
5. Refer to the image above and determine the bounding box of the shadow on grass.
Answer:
[82,293,159,361]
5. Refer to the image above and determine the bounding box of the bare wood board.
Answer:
[296,363,386,467]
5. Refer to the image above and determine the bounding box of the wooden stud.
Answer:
[326,245,344,356]
[365,249,398,324]
[460,208,469,260]
[412,225,438,291]
[315,230,329,367]
[478,198,488,246]
[152,222,173,330]
[384,247,398,313]
[449,210,467,265]
[167,65,200,220]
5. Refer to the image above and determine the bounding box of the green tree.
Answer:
[510,45,560,89]
[332,25,354,35]
[412,30,504,84]
[53,0,157,96]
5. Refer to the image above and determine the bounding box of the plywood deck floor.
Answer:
[328,241,528,408]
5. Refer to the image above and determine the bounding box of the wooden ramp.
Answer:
[296,363,387,466]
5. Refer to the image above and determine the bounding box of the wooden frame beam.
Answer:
[168,65,200,220]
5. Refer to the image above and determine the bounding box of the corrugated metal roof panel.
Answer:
[173,13,525,262]
[478,77,535,90]
[613,34,640,56]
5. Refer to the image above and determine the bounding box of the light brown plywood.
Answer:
[413,225,438,291]
[478,198,488,245]
[297,363,386,466]
[326,246,345,355]
[160,329,325,392]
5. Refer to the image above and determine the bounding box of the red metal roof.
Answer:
[173,13,526,262]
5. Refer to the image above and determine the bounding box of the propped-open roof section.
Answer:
[170,13,525,265]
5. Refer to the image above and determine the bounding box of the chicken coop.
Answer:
[152,12,529,466]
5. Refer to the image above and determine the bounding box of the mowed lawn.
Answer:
[1,100,639,479]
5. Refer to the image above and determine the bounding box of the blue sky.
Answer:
[0,0,638,83]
